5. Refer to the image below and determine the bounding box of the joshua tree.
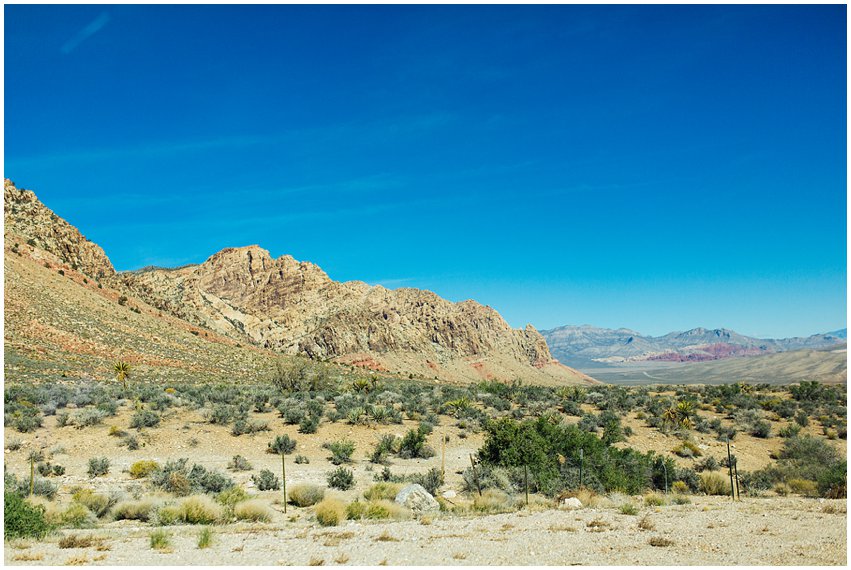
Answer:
[113,361,131,390]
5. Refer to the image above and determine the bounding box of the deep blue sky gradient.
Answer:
[4,4,847,338]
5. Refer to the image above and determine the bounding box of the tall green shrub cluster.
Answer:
[477,416,673,495]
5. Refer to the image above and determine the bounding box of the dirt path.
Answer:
[6,497,846,566]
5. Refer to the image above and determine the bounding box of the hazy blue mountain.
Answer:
[541,324,846,368]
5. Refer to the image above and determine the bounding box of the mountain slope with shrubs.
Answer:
[4,179,594,386]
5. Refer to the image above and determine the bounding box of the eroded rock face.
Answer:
[4,179,114,278]
[118,244,591,383]
[5,181,596,385]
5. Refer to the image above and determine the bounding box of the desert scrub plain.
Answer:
[4,367,847,565]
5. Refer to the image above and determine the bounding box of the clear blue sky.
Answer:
[4,5,846,338]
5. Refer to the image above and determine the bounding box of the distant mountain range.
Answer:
[541,324,847,368]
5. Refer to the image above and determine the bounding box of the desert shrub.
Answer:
[406,467,444,496]
[779,424,802,438]
[294,455,309,464]
[252,469,281,491]
[112,498,157,521]
[231,419,269,436]
[346,499,408,520]
[151,458,233,495]
[150,529,171,550]
[234,500,273,522]
[267,434,297,455]
[19,477,59,500]
[9,407,43,433]
[227,455,252,471]
[794,410,810,427]
[473,489,515,514]
[327,467,355,490]
[130,460,159,479]
[128,409,160,429]
[298,415,320,434]
[288,484,325,507]
[750,420,772,438]
[61,502,96,528]
[700,472,730,496]
[672,441,702,458]
[74,408,108,428]
[71,488,113,517]
[87,457,110,477]
[124,435,141,450]
[370,434,399,464]
[787,478,819,497]
[620,503,639,515]
[643,493,666,506]
[216,486,249,508]
[198,526,213,549]
[315,498,346,526]
[4,492,51,539]
[478,416,663,495]
[461,464,514,494]
[325,439,356,465]
[817,460,847,498]
[398,424,435,459]
[364,482,402,501]
[159,495,223,525]
[671,481,690,494]
[694,456,720,472]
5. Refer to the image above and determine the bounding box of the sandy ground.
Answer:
[5,497,846,566]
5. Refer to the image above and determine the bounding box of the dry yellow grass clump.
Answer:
[158,495,223,525]
[314,498,346,527]
[345,499,410,521]
[288,484,325,507]
[233,500,273,522]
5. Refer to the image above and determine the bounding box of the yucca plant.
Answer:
[113,361,131,390]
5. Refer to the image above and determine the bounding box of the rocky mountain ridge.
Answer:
[4,180,593,385]
[541,324,846,367]
[4,179,114,279]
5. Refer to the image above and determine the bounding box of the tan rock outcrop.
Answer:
[4,179,114,278]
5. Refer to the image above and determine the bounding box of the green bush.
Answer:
[399,424,435,459]
[327,467,355,490]
[478,416,663,495]
[227,455,252,471]
[370,435,399,464]
[325,439,355,465]
[267,434,297,455]
[4,492,51,539]
[130,409,161,429]
[251,469,280,491]
[87,457,110,477]
[150,458,234,495]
